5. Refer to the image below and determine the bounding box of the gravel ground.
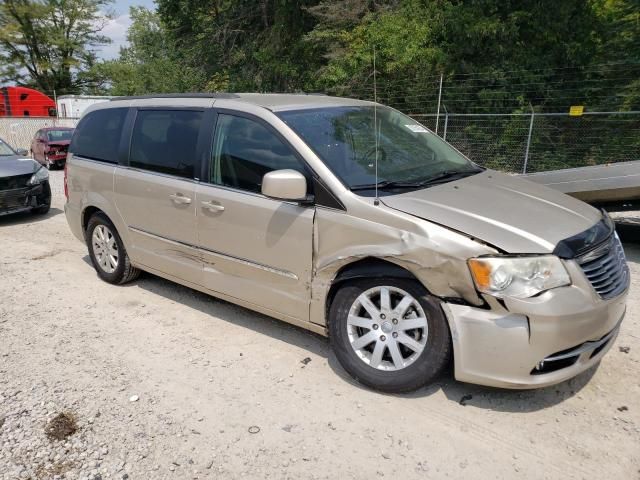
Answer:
[1,171,639,480]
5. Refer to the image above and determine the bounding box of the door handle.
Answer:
[201,200,225,212]
[169,193,192,205]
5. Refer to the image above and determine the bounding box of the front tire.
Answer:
[86,213,140,284]
[329,278,451,393]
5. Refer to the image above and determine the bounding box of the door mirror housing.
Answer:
[262,169,308,201]
[16,148,28,156]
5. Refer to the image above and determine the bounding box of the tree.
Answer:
[310,0,604,112]
[96,7,206,95]
[101,0,639,116]
[156,0,323,92]
[593,0,640,111]
[0,0,112,94]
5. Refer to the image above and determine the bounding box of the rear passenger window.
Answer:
[129,110,202,179]
[70,108,127,163]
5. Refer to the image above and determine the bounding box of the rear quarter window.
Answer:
[70,108,127,163]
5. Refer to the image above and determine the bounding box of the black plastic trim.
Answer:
[111,93,241,101]
[332,259,417,285]
[552,212,614,259]
[118,108,135,166]
[313,176,345,210]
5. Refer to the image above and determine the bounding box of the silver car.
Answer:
[64,94,629,392]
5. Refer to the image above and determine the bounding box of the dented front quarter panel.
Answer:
[245,109,498,329]
[309,195,498,328]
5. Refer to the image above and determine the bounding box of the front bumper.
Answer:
[442,260,628,389]
[0,181,51,215]
[47,153,67,163]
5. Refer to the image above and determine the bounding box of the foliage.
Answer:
[155,0,322,91]
[4,0,639,109]
[0,0,112,94]
[93,7,206,95]
[313,0,606,111]
[3,0,636,171]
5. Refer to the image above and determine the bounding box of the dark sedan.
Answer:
[0,137,51,216]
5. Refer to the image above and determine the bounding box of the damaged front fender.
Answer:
[309,206,497,328]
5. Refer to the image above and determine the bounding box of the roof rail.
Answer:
[110,93,241,101]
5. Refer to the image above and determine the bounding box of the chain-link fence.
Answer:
[411,111,640,173]
[0,117,78,152]
[1,110,637,174]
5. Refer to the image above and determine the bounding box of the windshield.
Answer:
[277,105,480,194]
[47,129,73,142]
[0,138,16,157]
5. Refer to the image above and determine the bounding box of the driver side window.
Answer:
[210,113,310,194]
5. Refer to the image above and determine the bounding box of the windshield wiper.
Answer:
[350,168,484,192]
[418,168,484,186]
[350,180,427,191]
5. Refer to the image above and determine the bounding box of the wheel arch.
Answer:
[325,257,424,321]
[81,205,105,238]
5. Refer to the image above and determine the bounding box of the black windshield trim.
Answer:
[552,213,614,259]
[349,168,484,192]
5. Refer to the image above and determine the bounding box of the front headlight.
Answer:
[28,167,49,185]
[468,255,570,299]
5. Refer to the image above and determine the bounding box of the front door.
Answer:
[114,108,204,282]
[195,112,314,321]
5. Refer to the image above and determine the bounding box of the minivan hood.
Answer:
[381,170,602,253]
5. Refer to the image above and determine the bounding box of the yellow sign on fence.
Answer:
[569,105,584,116]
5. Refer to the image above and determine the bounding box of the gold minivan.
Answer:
[64,94,629,392]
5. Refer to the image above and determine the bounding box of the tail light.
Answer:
[63,159,69,200]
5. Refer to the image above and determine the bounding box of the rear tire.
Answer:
[86,213,140,284]
[329,278,451,393]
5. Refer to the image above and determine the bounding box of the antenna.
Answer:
[373,45,380,206]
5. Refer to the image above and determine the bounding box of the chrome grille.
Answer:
[578,234,629,300]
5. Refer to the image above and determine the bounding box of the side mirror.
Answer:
[16,148,28,156]
[261,169,308,201]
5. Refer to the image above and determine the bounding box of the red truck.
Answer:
[0,86,56,117]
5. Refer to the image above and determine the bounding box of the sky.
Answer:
[98,0,156,60]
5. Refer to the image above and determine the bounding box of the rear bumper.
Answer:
[0,181,51,215]
[442,280,627,389]
[64,201,85,242]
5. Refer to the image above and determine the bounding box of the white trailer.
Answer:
[56,95,113,119]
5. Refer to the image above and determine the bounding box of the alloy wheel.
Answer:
[346,286,428,371]
[92,225,119,274]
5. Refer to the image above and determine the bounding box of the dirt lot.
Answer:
[1,170,639,480]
